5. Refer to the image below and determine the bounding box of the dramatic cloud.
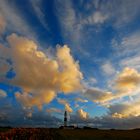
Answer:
[0,89,7,98]
[109,100,140,118]
[0,103,62,127]
[84,67,140,104]
[73,115,140,129]
[84,87,113,104]
[57,98,73,113]
[65,103,73,113]
[77,109,89,119]
[56,45,83,93]
[6,33,83,109]
[115,67,140,92]
[15,91,56,110]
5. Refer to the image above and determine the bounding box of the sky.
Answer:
[1,0,140,129]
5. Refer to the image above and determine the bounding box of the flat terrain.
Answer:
[0,128,140,140]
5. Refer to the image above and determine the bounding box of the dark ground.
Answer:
[0,127,140,140]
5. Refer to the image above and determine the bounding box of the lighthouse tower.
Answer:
[64,110,67,127]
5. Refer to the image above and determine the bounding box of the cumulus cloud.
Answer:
[0,103,62,127]
[70,111,140,129]
[65,103,73,113]
[109,100,140,118]
[57,98,73,113]
[84,87,113,104]
[111,67,140,102]
[6,33,83,109]
[0,89,7,98]
[15,91,56,110]
[84,67,140,104]
[77,109,89,119]
[115,67,140,92]
[2,99,140,129]
[57,45,83,92]
[95,116,140,129]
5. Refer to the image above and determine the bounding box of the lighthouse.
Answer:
[64,110,67,127]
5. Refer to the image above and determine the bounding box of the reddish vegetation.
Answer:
[0,128,55,140]
[0,128,140,140]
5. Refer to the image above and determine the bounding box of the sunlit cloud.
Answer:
[0,89,7,98]
[77,109,89,119]
[57,98,73,113]
[65,103,73,113]
[6,33,83,109]
[115,67,140,92]
[109,100,140,118]
[84,67,140,105]
[84,87,113,104]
